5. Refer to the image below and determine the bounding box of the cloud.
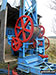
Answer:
[37,0,56,37]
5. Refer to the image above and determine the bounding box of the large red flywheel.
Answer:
[15,15,34,42]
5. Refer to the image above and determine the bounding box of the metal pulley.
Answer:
[15,15,34,42]
[38,25,45,38]
[44,36,50,50]
[11,37,22,51]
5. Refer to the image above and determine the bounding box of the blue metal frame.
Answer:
[0,69,12,75]
[1,0,56,75]
[20,0,38,26]
[17,0,56,75]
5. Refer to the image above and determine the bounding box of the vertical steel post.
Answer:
[32,0,38,26]
[20,0,25,16]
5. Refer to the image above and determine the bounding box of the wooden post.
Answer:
[0,7,7,62]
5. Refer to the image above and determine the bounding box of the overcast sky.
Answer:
[0,0,56,37]
[37,0,56,37]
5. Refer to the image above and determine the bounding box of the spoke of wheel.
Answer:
[24,19,30,27]
[24,28,31,33]
[17,30,22,37]
[12,42,18,47]
[21,18,24,27]
[15,45,17,48]
[15,42,19,45]
[14,40,17,48]
[13,39,16,44]
[16,26,21,29]
[22,31,26,40]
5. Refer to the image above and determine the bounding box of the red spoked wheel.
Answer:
[44,36,50,50]
[30,39,37,48]
[38,25,45,38]
[11,37,22,51]
[15,15,34,42]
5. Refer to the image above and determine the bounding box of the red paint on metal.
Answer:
[11,37,22,51]
[38,40,43,46]
[15,15,34,42]
[39,54,48,58]
[12,70,18,75]
[44,36,50,50]
[29,39,36,48]
[38,25,45,38]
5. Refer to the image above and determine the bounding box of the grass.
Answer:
[0,38,56,75]
[45,38,56,63]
